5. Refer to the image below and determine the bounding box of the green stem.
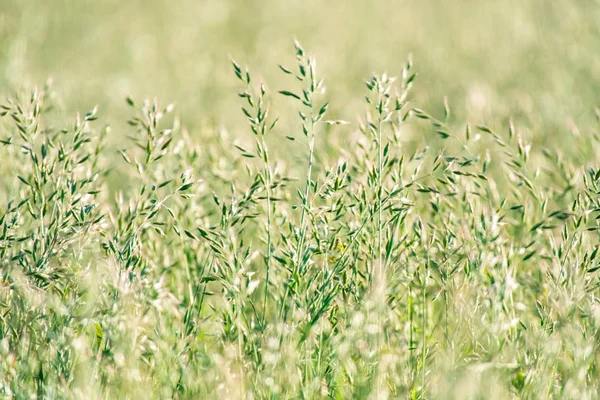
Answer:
[377,102,383,284]
[278,113,316,323]
[421,260,427,396]
[375,92,384,397]
[262,141,273,324]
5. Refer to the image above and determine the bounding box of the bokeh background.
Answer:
[1,0,600,136]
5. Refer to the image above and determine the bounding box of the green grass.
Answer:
[2,2,600,398]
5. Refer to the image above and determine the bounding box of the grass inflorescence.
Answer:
[2,41,600,399]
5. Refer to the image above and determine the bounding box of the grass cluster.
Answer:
[2,41,600,399]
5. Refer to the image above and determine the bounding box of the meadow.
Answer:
[2,0,600,398]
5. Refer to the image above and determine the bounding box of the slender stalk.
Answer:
[278,114,315,322]
[238,302,246,399]
[375,87,384,398]
[277,51,320,324]
[262,154,273,322]
[409,285,414,367]
[421,259,428,396]
[377,98,383,285]
[296,115,316,275]
[231,60,276,325]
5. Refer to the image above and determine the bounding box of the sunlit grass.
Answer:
[1,27,600,398]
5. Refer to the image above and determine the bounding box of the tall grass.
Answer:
[2,42,600,399]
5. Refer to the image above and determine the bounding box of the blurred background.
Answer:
[1,0,600,137]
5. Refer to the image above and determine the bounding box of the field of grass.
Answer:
[2,1,600,398]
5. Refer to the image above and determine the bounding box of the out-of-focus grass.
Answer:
[2,0,599,133]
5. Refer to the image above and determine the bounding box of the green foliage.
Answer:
[2,36,600,399]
